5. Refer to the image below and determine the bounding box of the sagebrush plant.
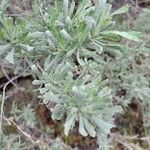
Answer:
[10,103,36,127]
[0,14,34,75]
[0,134,28,150]
[0,0,144,149]
[29,0,142,149]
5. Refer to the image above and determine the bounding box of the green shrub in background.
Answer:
[134,10,150,33]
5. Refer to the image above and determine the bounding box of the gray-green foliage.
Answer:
[10,103,36,128]
[0,135,28,150]
[28,0,141,63]
[0,0,144,149]
[0,14,35,75]
[0,15,31,63]
[101,45,150,137]
[33,63,121,150]
[29,0,142,149]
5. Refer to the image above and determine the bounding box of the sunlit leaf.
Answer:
[0,44,11,56]
[64,107,78,136]
[51,104,65,120]
[63,0,68,19]
[79,114,88,136]
[60,29,72,41]
[111,4,129,16]
[83,117,96,137]
[101,31,142,41]
[5,49,14,64]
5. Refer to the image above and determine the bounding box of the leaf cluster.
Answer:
[0,0,145,150]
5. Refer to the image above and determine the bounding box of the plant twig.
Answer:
[0,75,21,135]
[0,65,18,88]
[110,133,143,150]
[3,116,36,144]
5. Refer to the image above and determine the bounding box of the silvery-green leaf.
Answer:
[83,117,96,137]
[63,0,68,19]
[65,16,72,26]
[45,56,62,71]
[19,44,34,51]
[28,32,45,38]
[95,0,106,22]
[55,63,64,75]
[105,48,123,58]
[102,106,122,120]
[79,114,88,136]
[45,83,58,93]
[66,48,76,57]
[0,44,11,56]
[44,54,51,71]
[67,71,73,79]
[45,30,57,43]
[77,50,85,66]
[31,64,41,75]
[43,96,50,104]
[84,16,96,29]
[101,31,142,41]
[0,0,10,11]
[51,104,65,120]
[74,0,91,18]
[111,4,129,16]
[82,48,100,60]
[72,86,87,98]
[5,49,14,64]
[79,85,86,91]
[55,20,65,27]
[69,1,75,17]
[90,41,103,54]
[104,43,125,52]
[43,91,60,103]
[59,62,73,75]
[97,130,109,150]
[82,75,91,84]
[39,87,49,94]
[83,6,95,15]
[64,107,78,136]
[32,80,44,85]
[92,116,114,135]
[60,29,72,41]
[98,87,111,98]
